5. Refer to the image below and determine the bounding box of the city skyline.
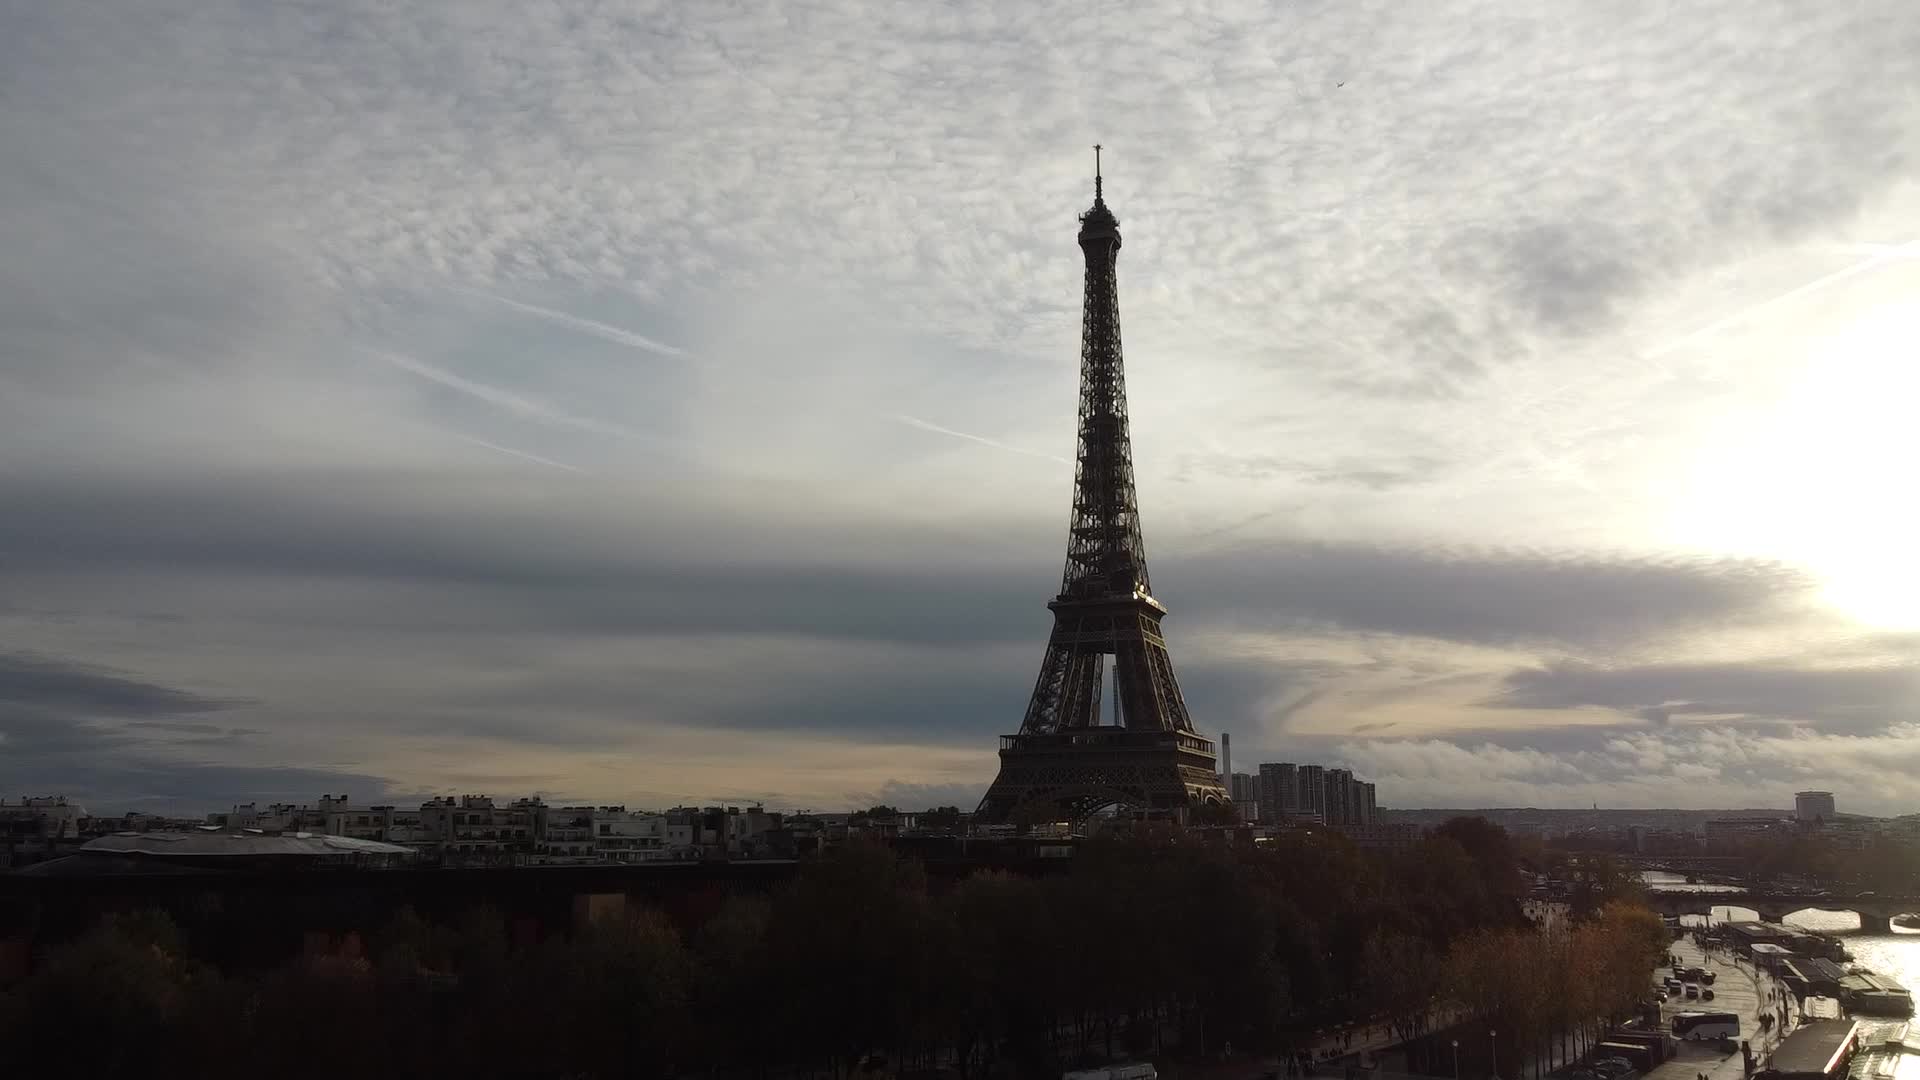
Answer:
[5,2,1920,815]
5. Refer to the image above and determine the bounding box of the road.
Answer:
[1640,937,1798,1080]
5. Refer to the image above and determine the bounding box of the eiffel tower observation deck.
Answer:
[976,150,1227,827]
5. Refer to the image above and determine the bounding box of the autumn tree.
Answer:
[762,840,934,1073]
[0,910,213,1075]
[1363,930,1444,1038]
[1565,853,1646,919]
[1435,816,1524,906]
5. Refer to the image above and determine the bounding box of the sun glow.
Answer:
[1673,295,1920,630]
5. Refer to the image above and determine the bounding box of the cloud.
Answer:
[0,464,1863,817]
[370,348,646,443]
[1491,656,1920,731]
[0,470,1817,655]
[0,652,243,718]
[0,755,420,816]
[869,780,993,811]
[1169,543,1815,651]
[447,433,588,474]
[891,414,1071,465]
[447,288,690,359]
[4,0,1918,812]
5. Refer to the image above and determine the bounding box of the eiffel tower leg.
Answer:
[1019,631,1105,735]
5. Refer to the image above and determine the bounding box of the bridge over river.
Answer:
[1644,889,1920,933]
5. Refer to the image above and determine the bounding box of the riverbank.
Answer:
[1641,936,1797,1080]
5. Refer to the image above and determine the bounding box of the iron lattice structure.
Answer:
[976,154,1226,826]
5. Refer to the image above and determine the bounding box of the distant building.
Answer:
[1,796,88,868]
[419,795,538,861]
[540,805,597,859]
[1816,815,1877,851]
[1,796,85,840]
[1256,763,1378,830]
[1229,772,1256,805]
[1324,768,1353,826]
[588,806,671,861]
[1705,815,1787,845]
[1796,791,1836,822]
[1257,763,1296,824]
[1886,815,1920,846]
[210,795,389,837]
[1321,769,1379,827]
[1298,765,1326,820]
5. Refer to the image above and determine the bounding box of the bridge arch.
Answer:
[1773,905,1913,935]
[1643,891,1918,935]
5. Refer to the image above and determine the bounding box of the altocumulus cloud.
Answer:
[2,0,1918,812]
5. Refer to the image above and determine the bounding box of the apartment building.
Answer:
[1255,763,1379,830]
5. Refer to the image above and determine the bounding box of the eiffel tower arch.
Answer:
[976,151,1227,827]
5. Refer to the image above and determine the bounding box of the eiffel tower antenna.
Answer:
[976,152,1226,827]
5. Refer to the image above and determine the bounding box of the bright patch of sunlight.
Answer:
[1673,299,1920,630]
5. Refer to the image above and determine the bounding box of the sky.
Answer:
[4,1,1920,817]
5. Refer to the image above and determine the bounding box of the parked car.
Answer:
[1656,991,1669,1003]
[1593,1058,1634,1078]
[1702,988,1715,1001]
[1665,977,1684,991]
[1701,971,1716,985]
[1685,984,1701,999]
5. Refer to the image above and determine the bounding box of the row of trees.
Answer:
[1446,903,1671,1079]
[0,818,1643,1079]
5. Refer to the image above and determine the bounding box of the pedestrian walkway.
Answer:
[1643,937,1796,1080]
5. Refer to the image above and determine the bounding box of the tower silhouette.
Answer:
[976,150,1226,825]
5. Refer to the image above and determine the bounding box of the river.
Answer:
[1643,871,1920,992]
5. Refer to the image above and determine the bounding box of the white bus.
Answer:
[1673,1011,1741,1041]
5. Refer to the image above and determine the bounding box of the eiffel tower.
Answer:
[976,149,1226,826]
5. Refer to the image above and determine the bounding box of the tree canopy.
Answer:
[0,817,1666,1079]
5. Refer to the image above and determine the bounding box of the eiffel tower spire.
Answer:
[1059,144,1151,606]
[976,153,1225,827]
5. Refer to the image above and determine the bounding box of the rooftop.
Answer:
[1841,973,1910,995]
[89,830,414,857]
[1772,1021,1861,1077]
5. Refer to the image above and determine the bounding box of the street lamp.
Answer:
[1451,1039,1461,1080]
[1490,1029,1500,1080]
